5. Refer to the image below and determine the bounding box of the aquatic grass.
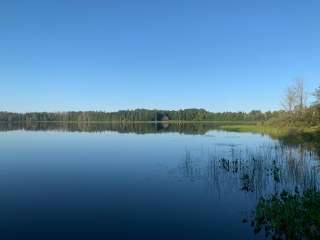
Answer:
[176,143,320,199]
[251,188,320,239]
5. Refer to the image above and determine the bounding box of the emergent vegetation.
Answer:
[251,188,320,239]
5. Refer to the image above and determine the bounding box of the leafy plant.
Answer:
[251,188,320,239]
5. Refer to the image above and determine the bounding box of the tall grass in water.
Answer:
[177,143,319,198]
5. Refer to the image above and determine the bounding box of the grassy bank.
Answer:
[218,122,320,139]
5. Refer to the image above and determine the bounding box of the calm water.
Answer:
[0,123,319,240]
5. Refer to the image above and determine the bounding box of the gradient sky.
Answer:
[1,0,319,112]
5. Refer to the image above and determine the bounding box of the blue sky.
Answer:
[1,0,319,112]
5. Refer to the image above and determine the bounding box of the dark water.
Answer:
[0,123,319,240]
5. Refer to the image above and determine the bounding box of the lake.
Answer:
[0,122,319,239]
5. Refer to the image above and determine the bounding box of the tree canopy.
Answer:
[0,109,279,123]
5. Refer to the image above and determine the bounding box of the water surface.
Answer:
[0,123,318,239]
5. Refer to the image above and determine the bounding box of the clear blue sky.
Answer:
[1,0,319,112]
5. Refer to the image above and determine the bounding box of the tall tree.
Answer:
[313,86,320,105]
[282,85,297,113]
[294,78,307,111]
[282,78,308,113]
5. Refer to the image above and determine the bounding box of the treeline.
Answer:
[0,109,282,122]
[1,80,318,125]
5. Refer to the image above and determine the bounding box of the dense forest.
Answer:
[0,109,282,123]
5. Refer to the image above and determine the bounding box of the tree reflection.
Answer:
[1,121,320,159]
[0,121,219,135]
